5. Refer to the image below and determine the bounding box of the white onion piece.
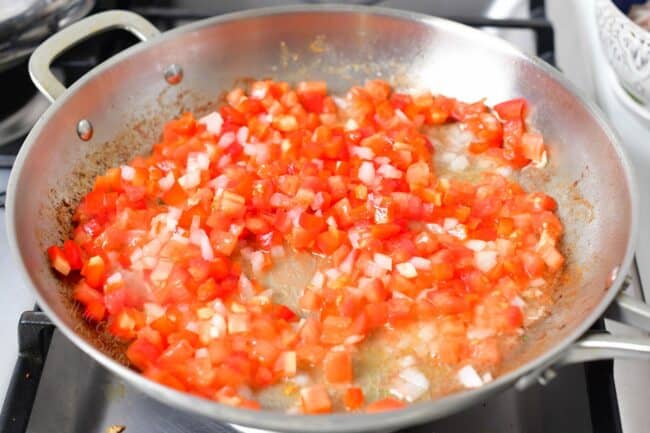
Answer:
[443,218,459,230]
[158,172,175,191]
[310,271,325,290]
[195,348,209,359]
[106,272,123,286]
[250,251,266,274]
[311,192,325,211]
[467,328,495,340]
[209,314,226,338]
[511,296,526,308]
[364,260,386,278]
[418,323,435,341]
[475,250,498,273]
[325,268,341,281]
[185,321,199,333]
[377,163,403,179]
[340,249,357,274]
[373,253,393,271]
[187,152,210,171]
[144,303,165,323]
[178,170,200,190]
[236,126,249,144]
[450,155,469,172]
[351,146,375,160]
[410,256,431,270]
[358,161,376,185]
[396,262,418,278]
[390,367,430,402]
[333,96,348,109]
[426,223,444,234]
[198,112,223,135]
[495,166,513,177]
[150,259,173,283]
[120,165,135,181]
[189,228,214,261]
[345,119,359,131]
[218,131,236,148]
[239,274,254,299]
[465,239,487,252]
[270,245,285,258]
[440,152,457,163]
[399,355,417,368]
[458,365,483,388]
[395,109,410,122]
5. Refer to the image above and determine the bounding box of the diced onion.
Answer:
[178,170,201,190]
[209,314,226,338]
[511,296,526,308]
[270,245,286,258]
[390,367,430,402]
[310,271,325,290]
[144,303,165,322]
[195,348,209,358]
[218,131,236,148]
[399,355,417,368]
[189,228,214,261]
[250,250,266,274]
[450,155,469,172]
[358,161,376,186]
[373,253,393,271]
[198,112,223,135]
[151,259,173,282]
[467,328,495,340]
[351,146,375,160]
[377,163,403,179]
[158,172,175,191]
[239,274,254,299]
[475,250,498,273]
[345,119,359,131]
[458,365,483,388]
[120,165,135,181]
[409,256,431,270]
[236,126,249,144]
[465,239,487,252]
[396,262,418,278]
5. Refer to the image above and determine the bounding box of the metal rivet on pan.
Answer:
[76,119,93,141]
[164,64,183,84]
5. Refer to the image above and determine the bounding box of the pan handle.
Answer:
[28,10,160,102]
[515,291,650,390]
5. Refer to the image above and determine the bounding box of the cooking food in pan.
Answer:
[47,78,564,414]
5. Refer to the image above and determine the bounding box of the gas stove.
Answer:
[0,1,648,433]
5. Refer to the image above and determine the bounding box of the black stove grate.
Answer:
[0,3,623,433]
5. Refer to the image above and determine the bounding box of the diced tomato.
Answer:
[494,98,527,121]
[62,240,83,270]
[47,246,71,276]
[324,350,353,384]
[81,255,106,288]
[365,397,406,413]
[127,336,163,370]
[46,80,564,413]
[300,385,332,414]
[343,386,365,411]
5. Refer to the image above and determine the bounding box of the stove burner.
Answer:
[0,61,48,149]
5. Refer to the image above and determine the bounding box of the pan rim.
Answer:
[6,4,639,432]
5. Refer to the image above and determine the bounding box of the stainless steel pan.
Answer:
[7,6,650,432]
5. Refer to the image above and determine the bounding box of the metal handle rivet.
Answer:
[76,119,93,141]
[164,64,183,85]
